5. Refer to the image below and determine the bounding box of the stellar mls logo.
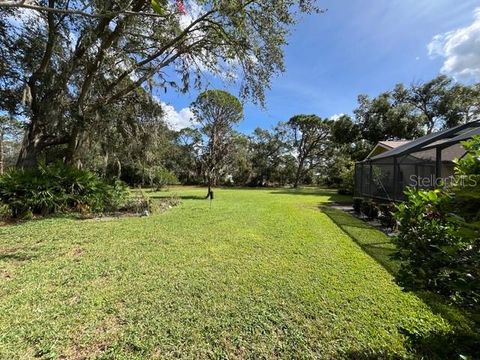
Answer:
[409,174,478,188]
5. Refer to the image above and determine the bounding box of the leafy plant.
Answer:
[121,189,152,214]
[394,188,480,310]
[378,203,397,229]
[338,164,354,195]
[361,199,379,220]
[149,167,179,190]
[352,197,363,214]
[0,162,128,218]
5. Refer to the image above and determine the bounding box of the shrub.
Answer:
[0,162,128,218]
[149,167,179,190]
[378,203,396,229]
[392,137,480,311]
[352,197,363,214]
[0,203,12,220]
[337,165,354,195]
[121,189,152,214]
[394,188,480,310]
[361,199,379,220]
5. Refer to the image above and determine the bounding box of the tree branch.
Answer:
[0,1,170,19]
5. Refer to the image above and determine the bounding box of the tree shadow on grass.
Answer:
[270,188,352,203]
[0,251,36,262]
[342,349,404,360]
[149,195,206,200]
[344,330,480,360]
[320,205,399,274]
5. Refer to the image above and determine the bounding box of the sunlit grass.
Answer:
[0,187,451,359]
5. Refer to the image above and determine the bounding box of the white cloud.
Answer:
[330,113,345,121]
[179,0,204,30]
[161,102,196,131]
[428,7,480,81]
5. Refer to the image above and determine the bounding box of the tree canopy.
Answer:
[191,89,243,196]
[0,0,319,167]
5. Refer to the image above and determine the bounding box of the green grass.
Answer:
[320,206,400,274]
[0,187,454,359]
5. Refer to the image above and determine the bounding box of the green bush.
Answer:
[337,165,354,195]
[360,199,378,220]
[378,203,396,229]
[393,188,480,310]
[0,162,128,218]
[121,189,152,214]
[352,197,363,214]
[392,137,480,311]
[149,167,179,190]
[0,202,12,220]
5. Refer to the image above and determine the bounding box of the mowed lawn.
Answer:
[0,187,451,359]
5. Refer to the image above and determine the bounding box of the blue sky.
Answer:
[161,0,480,133]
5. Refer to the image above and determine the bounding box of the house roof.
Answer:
[378,140,411,148]
[366,120,480,162]
[366,140,410,159]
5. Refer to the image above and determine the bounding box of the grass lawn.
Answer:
[0,187,454,359]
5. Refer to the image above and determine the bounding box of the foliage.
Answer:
[0,115,23,174]
[145,166,179,190]
[393,136,480,311]
[0,163,128,217]
[224,132,253,185]
[337,165,354,195]
[247,126,290,186]
[353,76,479,159]
[121,189,181,215]
[330,114,360,145]
[168,128,203,185]
[322,152,355,194]
[355,92,424,144]
[360,199,379,220]
[1,0,319,167]
[286,114,332,188]
[378,203,396,229]
[394,188,480,310]
[454,135,480,178]
[0,202,12,220]
[0,187,452,358]
[121,188,153,215]
[352,197,363,214]
[191,90,243,194]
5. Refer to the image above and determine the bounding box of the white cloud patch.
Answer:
[330,113,345,121]
[179,0,204,30]
[428,7,480,81]
[161,102,196,131]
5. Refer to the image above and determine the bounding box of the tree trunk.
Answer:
[0,131,4,175]
[103,149,109,177]
[116,158,122,179]
[16,121,45,169]
[16,113,68,169]
[64,125,83,167]
[206,182,212,199]
[206,175,213,199]
[294,158,305,188]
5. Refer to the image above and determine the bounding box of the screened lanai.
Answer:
[354,120,480,202]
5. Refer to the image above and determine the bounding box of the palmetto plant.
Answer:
[0,162,128,217]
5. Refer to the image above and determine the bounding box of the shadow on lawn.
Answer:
[321,205,480,359]
[320,205,399,274]
[270,188,352,203]
[0,251,36,262]
[150,195,206,200]
[344,330,480,360]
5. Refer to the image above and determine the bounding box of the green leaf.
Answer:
[151,0,165,15]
